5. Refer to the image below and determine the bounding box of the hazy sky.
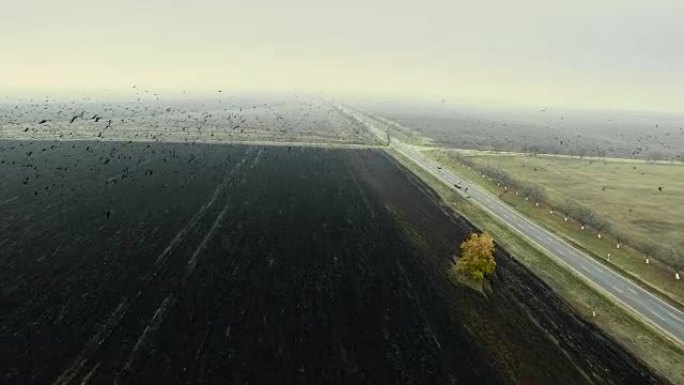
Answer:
[1,0,682,112]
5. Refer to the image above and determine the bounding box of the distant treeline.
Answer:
[520,143,683,163]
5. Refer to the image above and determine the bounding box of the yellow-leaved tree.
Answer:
[456,232,496,282]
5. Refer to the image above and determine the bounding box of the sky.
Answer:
[1,0,682,112]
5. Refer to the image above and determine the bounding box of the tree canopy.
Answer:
[456,232,496,282]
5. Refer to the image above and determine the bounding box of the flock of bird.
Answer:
[0,92,376,147]
[406,106,684,162]
[0,93,386,225]
[0,93,681,207]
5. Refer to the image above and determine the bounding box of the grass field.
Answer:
[427,150,684,307]
[390,148,684,384]
[463,153,684,254]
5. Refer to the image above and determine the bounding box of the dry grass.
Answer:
[465,153,684,256]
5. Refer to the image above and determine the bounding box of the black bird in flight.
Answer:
[39,119,47,124]
[658,186,663,192]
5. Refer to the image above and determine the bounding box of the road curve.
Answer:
[341,105,684,345]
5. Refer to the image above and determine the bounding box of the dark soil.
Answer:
[0,140,664,384]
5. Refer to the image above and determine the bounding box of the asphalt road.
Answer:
[341,105,684,345]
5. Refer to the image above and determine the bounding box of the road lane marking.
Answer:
[664,309,684,322]
[650,310,666,321]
